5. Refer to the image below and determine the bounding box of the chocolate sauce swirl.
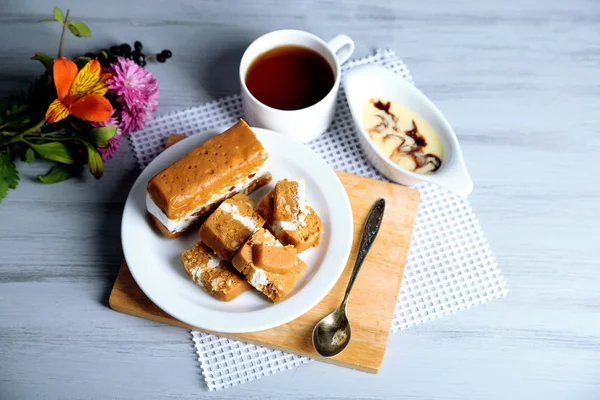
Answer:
[368,99,442,173]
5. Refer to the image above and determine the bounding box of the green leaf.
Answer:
[53,7,64,22]
[68,21,91,37]
[67,23,80,36]
[96,139,109,149]
[37,165,73,184]
[0,151,19,203]
[90,126,116,141]
[25,147,35,164]
[85,143,103,179]
[10,104,28,115]
[31,52,54,72]
[30,142,74,164]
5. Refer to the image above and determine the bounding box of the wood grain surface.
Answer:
[110,156,420,373]
[1,0,599,399]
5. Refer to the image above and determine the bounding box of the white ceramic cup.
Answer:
[239,30,354,143]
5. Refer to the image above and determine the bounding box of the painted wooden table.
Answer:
[1,0,598,399]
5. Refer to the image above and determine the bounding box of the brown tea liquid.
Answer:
[245,45,335,111]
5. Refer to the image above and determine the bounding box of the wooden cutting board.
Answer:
[109,134,420,373]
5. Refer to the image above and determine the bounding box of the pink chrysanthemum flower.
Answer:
[106,57,159,135]
[92,112,122,161]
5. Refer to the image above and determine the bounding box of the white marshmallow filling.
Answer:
[147,165,269,234]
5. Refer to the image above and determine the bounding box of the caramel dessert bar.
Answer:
[181,242,250,302]
[199,193,265,260]
[257,179,323,252]
[252,243,297,275]
[146,119,272,238]
[232,229,306,303]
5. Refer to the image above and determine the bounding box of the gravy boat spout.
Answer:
[344,64,474,197]
[423,147,473,197]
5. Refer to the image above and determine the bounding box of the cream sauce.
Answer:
[362,98,444,174]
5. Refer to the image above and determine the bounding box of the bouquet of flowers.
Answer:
[0,7,171,203]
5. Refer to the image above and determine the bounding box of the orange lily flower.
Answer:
[45,57,113,124]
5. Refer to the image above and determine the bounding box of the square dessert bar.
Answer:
[252,243,297,275]
[146,119,272,238]
[232,229,307,303]
[257,179,324,253]
[181,242,251,302]
[199,193,265,260]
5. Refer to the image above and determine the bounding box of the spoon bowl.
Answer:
[312,307,352,357]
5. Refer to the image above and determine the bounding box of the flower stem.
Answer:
[40,131,65,137]
[0,118,46,147]
[22,119,46,135]
[57,9,71,58]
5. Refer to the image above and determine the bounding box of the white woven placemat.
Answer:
[129,49,508,391]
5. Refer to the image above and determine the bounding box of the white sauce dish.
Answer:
[344,64,473,197]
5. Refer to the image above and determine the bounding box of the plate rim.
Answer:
[121,127,354,333]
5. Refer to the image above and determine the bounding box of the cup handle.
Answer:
[328,34,355,65]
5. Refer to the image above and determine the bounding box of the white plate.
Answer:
[121,127,354,333]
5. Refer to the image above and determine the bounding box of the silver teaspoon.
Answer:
[312,198,386,357]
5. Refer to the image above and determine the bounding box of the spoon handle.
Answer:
[341,198,386,307]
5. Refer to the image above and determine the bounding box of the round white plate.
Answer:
[121,127,353,333]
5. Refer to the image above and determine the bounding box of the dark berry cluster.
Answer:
[84,41,172,68]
